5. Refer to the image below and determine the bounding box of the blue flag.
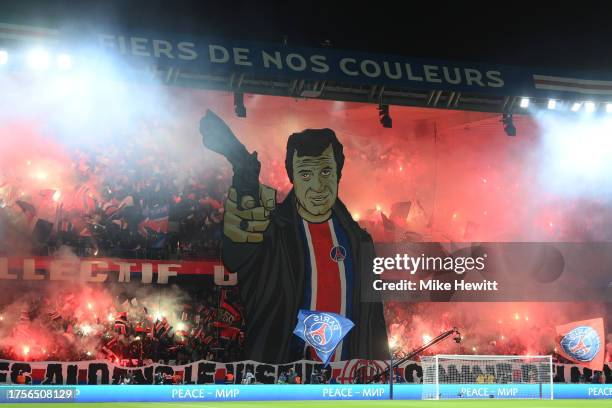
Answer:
[293,310,354,365]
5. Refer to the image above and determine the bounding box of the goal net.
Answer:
[421,355,553,400]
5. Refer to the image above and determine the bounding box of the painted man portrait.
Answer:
[221,127,389,364]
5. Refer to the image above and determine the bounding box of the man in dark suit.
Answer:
[219,127,389,364]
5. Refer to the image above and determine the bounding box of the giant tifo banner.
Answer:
[0,64,610,371]
[1,359,609,385]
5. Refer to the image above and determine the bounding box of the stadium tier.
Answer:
[0,10,610,405]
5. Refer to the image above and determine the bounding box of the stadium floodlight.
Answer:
[519,97,530,108]
[547,99,556,110]
[379,104,392,128]
[27,48,50,70]
[606,103,612,113]
[571,102,582,112]
[501,113,516,137]
[234,92,246,118]
[584,101,596,113]
[0,49,7,65]
[56,53,72,70]
[421,355,553,400]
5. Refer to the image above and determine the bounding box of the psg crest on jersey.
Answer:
[559,325,601,362]
[293,310,354,365]
[329,245,347,262]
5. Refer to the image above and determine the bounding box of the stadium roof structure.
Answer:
[2,22,612,115]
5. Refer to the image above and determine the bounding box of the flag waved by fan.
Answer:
[293,310,354,365]
[556,317,605,371]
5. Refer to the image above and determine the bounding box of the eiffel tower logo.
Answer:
[570,336,589,356]
[309,323,329,345]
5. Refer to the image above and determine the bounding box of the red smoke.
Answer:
[1,84,610,363]
[386,302,610,361]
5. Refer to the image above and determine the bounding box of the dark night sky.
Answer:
[2,1,612,72]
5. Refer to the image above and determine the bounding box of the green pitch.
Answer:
[1,401,608,408]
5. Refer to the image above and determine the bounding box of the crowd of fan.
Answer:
[0,138,232,260]
[0,134,252,364]
[0,286,245,364]
[57,143,231,260]
[100,289,245,366]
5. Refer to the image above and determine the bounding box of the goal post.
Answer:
[421,355,553,400]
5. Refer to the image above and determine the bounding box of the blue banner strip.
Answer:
[4,21,612,99]
[0,384,610,402]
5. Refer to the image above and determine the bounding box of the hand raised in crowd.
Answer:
[223,184,276,243]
